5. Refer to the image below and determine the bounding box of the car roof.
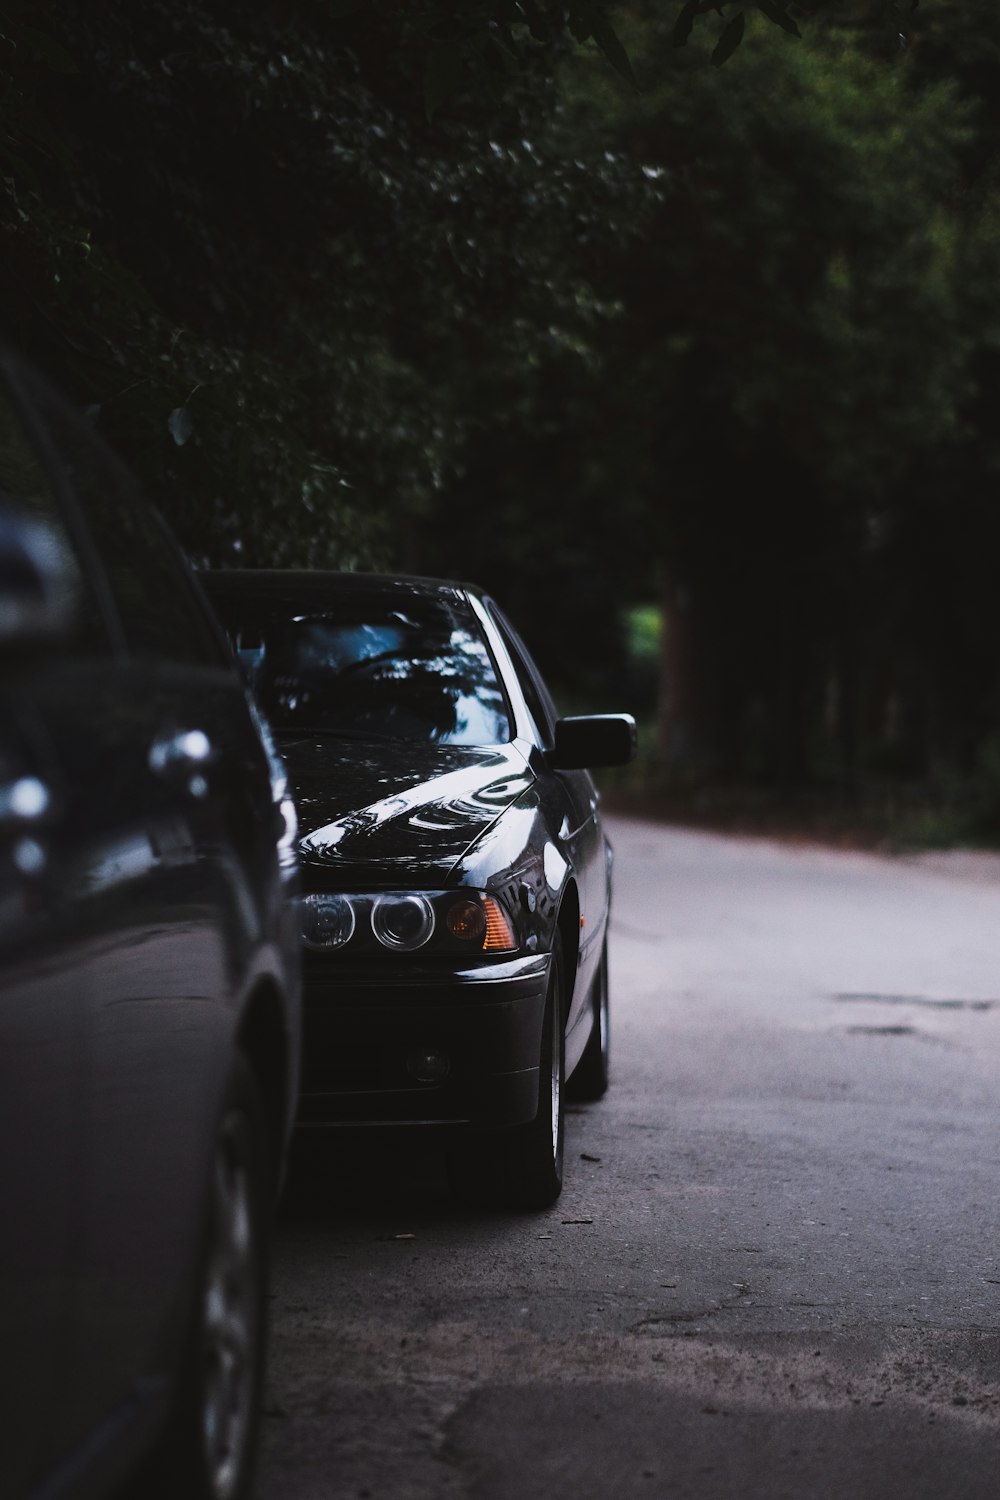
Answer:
[199,568,485,606]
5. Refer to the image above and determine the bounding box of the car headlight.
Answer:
[371,893,435,951]
[300,893,356,951]
[299,890,518,956]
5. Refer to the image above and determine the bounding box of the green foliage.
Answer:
[667,0,927,64]
[524,6,1000,791]
[0,2,649,566]
[626,604,663,663]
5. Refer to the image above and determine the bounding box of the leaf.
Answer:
[590,10,638,89]
[565,3,636,85]
[756,0,801,37]
[711,11,746,65]
[168,406,194,446]
[568,4,592,43]
[521,0,552,43]
[672,0,699,49]
[423,39,466,122]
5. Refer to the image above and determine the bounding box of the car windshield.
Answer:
[219,590,512,746]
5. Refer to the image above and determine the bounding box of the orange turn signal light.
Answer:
[482,895,517,952]
[446,895,517,951]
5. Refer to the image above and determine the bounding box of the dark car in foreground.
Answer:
[0,354,301,1500]
[202,569,635,1208]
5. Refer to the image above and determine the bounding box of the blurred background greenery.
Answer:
[6,1,1000,844]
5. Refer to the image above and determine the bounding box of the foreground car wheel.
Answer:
[567,937,610,1102]
[449,934,566,1211]
[140,1054,270,1500]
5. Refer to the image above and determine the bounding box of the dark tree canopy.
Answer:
[5,0,1000,833]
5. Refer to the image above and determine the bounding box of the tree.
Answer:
[0,3,645,565]
[451,13,988,788]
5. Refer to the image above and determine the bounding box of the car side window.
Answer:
[26,381,221,667]
[486,602,558,748]
[0,387,111,655]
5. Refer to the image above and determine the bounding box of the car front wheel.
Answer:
[137,1053,270,1500]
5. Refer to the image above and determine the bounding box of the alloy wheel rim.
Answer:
[202,1115,258,1500]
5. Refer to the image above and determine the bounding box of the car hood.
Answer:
[278,734,534,883]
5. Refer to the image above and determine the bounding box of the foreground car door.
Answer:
[0,395,102,1498]
[18,374,272,1471]
[0,382,199,1495]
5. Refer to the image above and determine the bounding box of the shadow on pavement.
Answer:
[278,1128,465,1229]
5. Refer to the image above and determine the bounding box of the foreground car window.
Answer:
[0,390,107,652]
[229,594,511,745]
[24,383,221,667]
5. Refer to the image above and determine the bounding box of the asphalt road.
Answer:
[259,816,1000,1500]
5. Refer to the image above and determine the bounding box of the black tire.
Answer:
[137,1052,271,1500]
[567,937,610,1102]
[448,932,566,1211]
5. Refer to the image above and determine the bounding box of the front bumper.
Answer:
[297,951,551,1129]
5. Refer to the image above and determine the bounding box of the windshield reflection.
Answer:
[229,602,510,746]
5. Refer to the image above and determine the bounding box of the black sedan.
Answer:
[0,354,301,1500]
[203,570,635,1208]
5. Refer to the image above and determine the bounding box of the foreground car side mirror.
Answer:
[549,713,637,771]
[0,506,80,650]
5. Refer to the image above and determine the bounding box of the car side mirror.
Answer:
[0,506,80,651]
[549,713,637,771]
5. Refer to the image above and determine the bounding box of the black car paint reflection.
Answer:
[293,740,534,880]
[0,356,301,1500]
[202,568,636,1208]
